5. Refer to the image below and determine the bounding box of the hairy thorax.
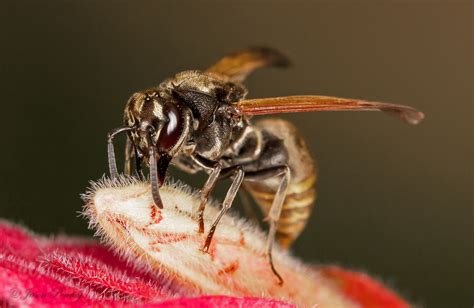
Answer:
[158,71,248,161]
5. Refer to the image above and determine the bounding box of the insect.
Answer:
[107,47,424,284]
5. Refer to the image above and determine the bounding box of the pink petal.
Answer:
[0,221,295,307]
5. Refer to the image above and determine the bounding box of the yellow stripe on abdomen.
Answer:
[245,174,317,249]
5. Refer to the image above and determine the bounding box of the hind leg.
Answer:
[244,165,291,285]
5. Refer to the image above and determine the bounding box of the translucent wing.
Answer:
[206,47,290,82]
[236,95,424,125]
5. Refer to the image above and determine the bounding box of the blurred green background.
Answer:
[1,1,472,307]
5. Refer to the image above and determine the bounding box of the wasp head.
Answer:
[123,89,190,186]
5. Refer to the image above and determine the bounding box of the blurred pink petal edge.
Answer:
[0,220,291,307]
[0,220,409,307]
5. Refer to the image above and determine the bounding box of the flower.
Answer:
[0,176,410,307]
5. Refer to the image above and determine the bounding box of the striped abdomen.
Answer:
[244,119,317,249]
[245,173,317,248]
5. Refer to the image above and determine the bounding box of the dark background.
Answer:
[1,1,472,307]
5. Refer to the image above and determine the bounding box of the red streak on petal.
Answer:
[239,231,246,246]
[218,261,240,275]
[114,217,126,229]
[149,233,189,245]
[150,205,163,225]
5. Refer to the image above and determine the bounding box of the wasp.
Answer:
[107,47,424,284]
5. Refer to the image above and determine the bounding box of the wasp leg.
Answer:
[244,165,291,285]
[173,155,201,175]
[224,124,263,165]
[134,149,144,180]
[239,189,259,223]
[107,127,132,179]
[203,165,245,252]
[188,155,223,233]
[125,134,144,180]
[149,145,163,209]
[124,136,133,176]
[197,162,222,233]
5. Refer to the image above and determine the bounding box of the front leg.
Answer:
[107,126,132,179]
[124,136,134,176]
[124,136,145,179]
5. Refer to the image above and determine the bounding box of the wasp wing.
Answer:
[236,96,424,125]
[206,47,290,83]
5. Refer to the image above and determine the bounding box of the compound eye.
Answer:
[158,103,184,151]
